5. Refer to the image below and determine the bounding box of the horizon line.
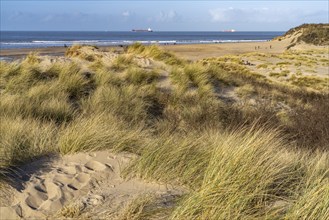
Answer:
[1,30,287,32]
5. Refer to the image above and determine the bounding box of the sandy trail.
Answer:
[0,151,184,219]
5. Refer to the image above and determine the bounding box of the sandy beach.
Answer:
[0,47,67,59]
[162,40,290,60]
[0,40,289,61]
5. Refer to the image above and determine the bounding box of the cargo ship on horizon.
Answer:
[132,28,153,32]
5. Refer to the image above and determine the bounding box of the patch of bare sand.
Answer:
[290,41,329,52]
[0,151,185,219]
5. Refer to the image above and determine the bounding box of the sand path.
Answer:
[0,151,184,219]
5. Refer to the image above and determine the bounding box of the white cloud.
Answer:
[209,7,302,23]
[209,8,233,22]
[157,10,180,22]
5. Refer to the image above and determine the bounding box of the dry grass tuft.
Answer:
[58,114,148,154]
[56,201,85,219]
[0,116,57,177]
[113,194,157,220]
[65,44,102,61]
[128,43,185,65]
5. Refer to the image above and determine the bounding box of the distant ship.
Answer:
[132,28,153,32]
[222,29,236,32]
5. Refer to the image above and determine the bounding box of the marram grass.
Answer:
[0,45,328,219]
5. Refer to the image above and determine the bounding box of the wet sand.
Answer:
[0,47,67,59]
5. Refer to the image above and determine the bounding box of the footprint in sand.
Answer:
[44,179,63,199]
[76,173,91,183]
[56,166,77,175]
[84,160,107,171]
[17,162,98,217]
[25,194,47,210]
[2,151,170,220]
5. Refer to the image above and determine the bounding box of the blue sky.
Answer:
[1,1,328,31]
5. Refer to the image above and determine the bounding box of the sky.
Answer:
[1,1,328,31]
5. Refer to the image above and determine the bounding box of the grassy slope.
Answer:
[277,23,329,46]
[0,44,328,219]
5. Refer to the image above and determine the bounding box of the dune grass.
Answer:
[112,194,158,220]
[0,45,328,219]
[0,116,57,176]
[110,54,135,72]
[0,85,74,123]
[171,128,298,219]
[285,152,329,220]
[58,114,148,154]
[269,71,289,78]
[128,43,185,66]
[124,132,213,188]
[235,84,256,98]
[289,75,328,90]
[65,44,102,61]
[124,67,159,85]
[283,23,329,46]
[57,201,85,219]
[126,127,328,219]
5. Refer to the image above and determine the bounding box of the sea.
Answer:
[0,31,284,50]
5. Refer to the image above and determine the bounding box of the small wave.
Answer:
[0,57,13,61]
[2,42,34,45]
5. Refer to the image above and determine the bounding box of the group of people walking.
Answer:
[255,45,272,50]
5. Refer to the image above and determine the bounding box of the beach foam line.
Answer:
[0,57,13,61]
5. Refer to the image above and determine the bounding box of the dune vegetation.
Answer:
[0,43,328,219]
[283,23,329,46]
[275,23,329,51]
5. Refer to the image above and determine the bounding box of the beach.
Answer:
[161,40,289,60]
[1,40,289,61]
